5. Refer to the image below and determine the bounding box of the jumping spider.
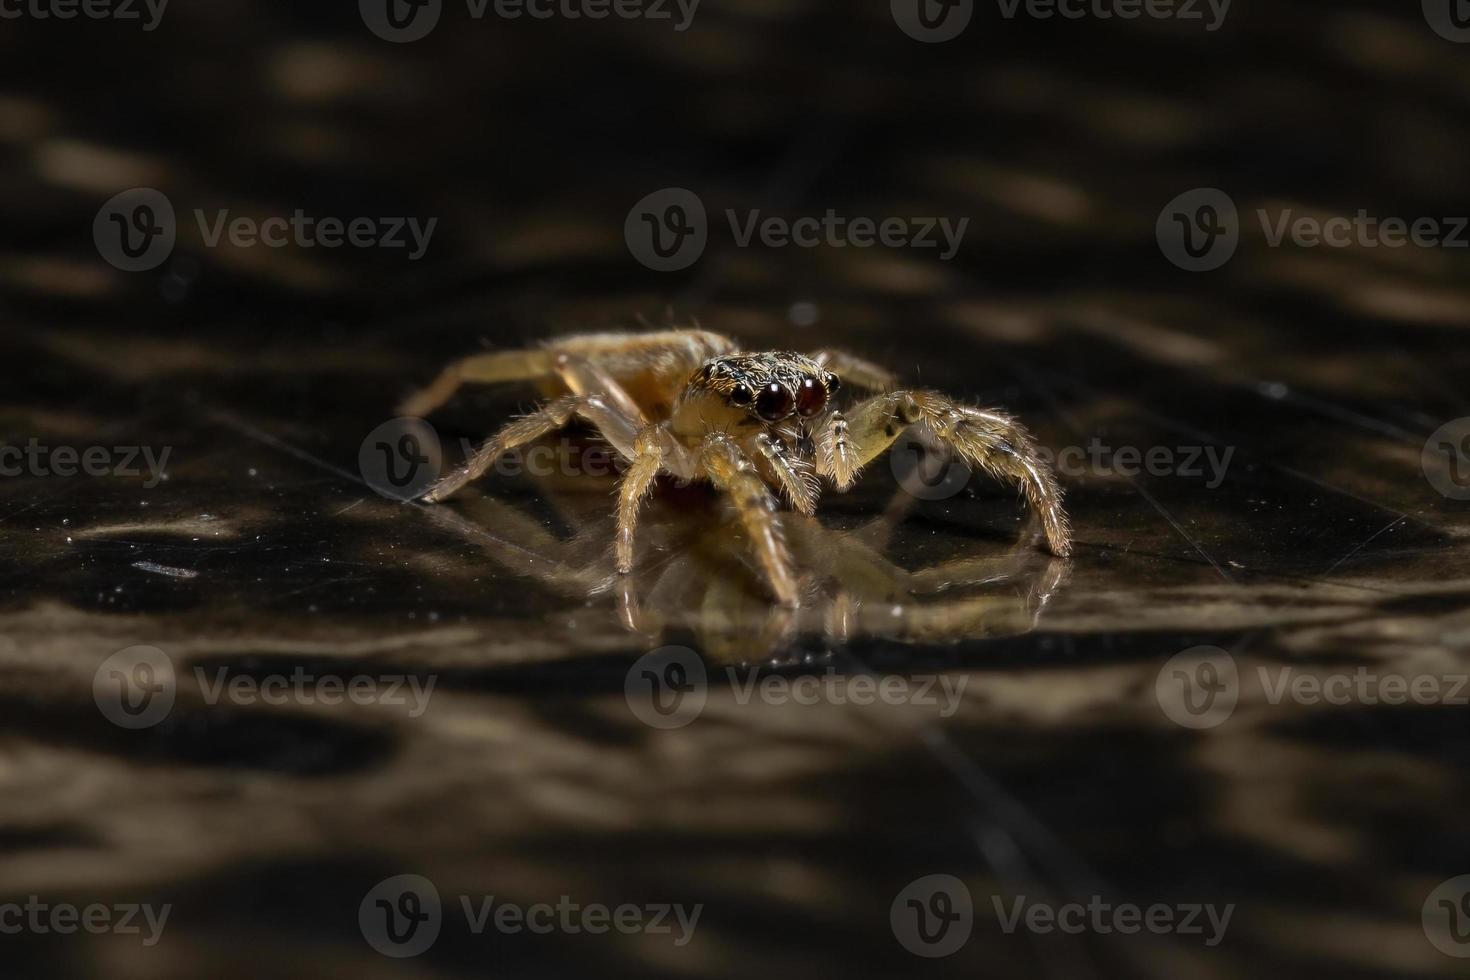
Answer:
[400,328,1072,606]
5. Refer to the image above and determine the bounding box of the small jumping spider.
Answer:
[400,329,1072,606]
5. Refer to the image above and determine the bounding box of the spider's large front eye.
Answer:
[795,377,827,417]
[755,383,794,421]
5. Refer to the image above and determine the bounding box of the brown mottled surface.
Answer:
[3,1,1470,977]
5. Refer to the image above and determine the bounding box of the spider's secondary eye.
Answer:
[754,383,794,421]
[795,377,827,417]
[730,386,753,405]
[825,373,841,394]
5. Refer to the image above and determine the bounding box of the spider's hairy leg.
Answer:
[811,348,898,391]
[751,432,819,515]
[700,433,801,607]
[615,427,666,574]
[554,353,649,426]
[420,393,640,503]
[818,390,1073,559]
[398,348,556,417]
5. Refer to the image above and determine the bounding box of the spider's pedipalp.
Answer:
[819,410,858,490]
[700,432,800,607]
[752,432,819,515]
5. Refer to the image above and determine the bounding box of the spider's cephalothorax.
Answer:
[400,329,1072,606]
[671,351,840,441]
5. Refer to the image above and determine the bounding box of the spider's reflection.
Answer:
[417,443,1068,661]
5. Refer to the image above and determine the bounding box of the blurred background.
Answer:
[2,0,1470,977]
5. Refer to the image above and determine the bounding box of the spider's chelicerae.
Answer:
[401,328,1072,606]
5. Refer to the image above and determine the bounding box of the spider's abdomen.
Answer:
[542,328,737,420]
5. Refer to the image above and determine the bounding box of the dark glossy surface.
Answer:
[3,2,1470,977]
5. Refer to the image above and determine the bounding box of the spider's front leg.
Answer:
[698,433,801,607]
[420,393,640,503]
[817,390,1072,558]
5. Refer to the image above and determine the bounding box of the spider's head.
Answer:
[689,351,840,428]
